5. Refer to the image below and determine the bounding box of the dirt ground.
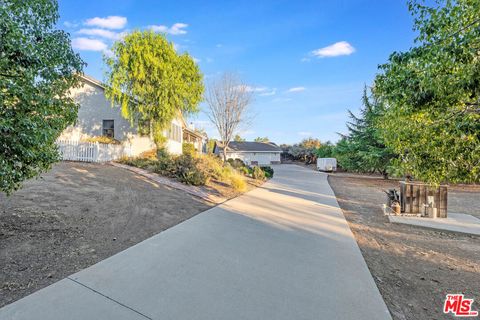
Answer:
[328,174,480,320]
[0,162,212,308]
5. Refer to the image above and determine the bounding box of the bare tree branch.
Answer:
[204,72,254,161]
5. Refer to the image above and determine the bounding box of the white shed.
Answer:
[214,141,282,166]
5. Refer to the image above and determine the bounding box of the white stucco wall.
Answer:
[163,118,183,155]
[60,81,135,141]
[59,78,182,156]
[225,152,281,166]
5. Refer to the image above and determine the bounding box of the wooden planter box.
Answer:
[400,181,448,218]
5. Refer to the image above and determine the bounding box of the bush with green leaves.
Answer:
[0,0,85,194]
[227,158,246,169]
[182,142,195,156]
[153,155,175,177]
[196,154,224,180]
[173,155,208,186]
[119,157,157,170]
[238,166,251,176]
[118,153,251,189]
[315,142,335,159]
[260,166,274,179]
[252,166,266,180]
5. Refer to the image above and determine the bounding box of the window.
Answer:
[167,123,182,142]
[102,120,114,138]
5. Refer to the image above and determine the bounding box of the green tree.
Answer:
[336,89,397,178]
[254,136,269,142]
[374,0,480,184]
[206,139,217,154]
[315,141,335,158]
[104,31,203,147]
[0,0,85,194]
[333,137,360,171]
[234,134,245,142]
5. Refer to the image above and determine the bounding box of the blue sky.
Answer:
[58,0,416,144]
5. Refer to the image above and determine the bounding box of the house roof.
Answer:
[79,74,105,90]
[183,126,206,139]
[215,141,282,153]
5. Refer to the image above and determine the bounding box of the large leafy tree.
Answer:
[104,31,203,147]
[374,0,480,184]
[0,0,85,194]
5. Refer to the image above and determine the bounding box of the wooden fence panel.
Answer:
[400,181,448,217]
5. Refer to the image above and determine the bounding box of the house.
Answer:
[183,126,207,153]
[59,74,205,156]
[214,141,282,166]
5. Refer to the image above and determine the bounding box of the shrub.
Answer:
[238,166,251,176]
[173,155,208,186]
[156,147,169,160]
[260,166,274,178]
[252,166,266,180]
[219,165,236,181]
[196,154,224,180]
[227,158,245,169]
[138,149,157,159]
[182,142,195,156]
[118,157,156,169]
[229,173,247,192]
[153,156,175,176]
[82,136,121,144]
[227,158,246,168]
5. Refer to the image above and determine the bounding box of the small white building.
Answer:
[59,75,204,156]
[214,141,282,166]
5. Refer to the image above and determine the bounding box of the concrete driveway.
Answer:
[0,165,391,320]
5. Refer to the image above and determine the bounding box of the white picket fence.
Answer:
[56,140,132,163]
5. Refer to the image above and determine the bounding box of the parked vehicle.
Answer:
[317,158,337,172]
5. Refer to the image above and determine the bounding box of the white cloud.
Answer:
[260,89,276,96]
[85,16,127,29]
[77,28,121,40]
[239,86,276,96]
[216,44,223,48]
[298,131,312,136]
[192,57,201,63]
[287,87,306,93]
[311,41,355,58]
[149,23,188,35]
[72,37,107,51]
